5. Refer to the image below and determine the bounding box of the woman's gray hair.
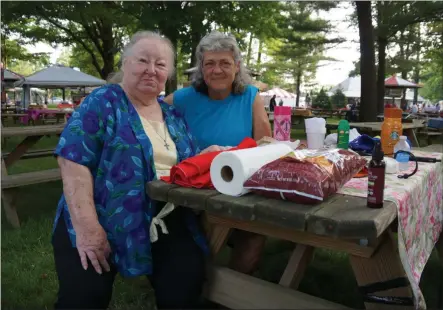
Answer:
[108,30,175,83]
[191,31,252,95]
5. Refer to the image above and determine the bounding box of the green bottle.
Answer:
[337,120,350,149]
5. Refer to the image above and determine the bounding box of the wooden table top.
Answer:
[147,180,397,240]
[1,124,65,138]
[349,122,425,131]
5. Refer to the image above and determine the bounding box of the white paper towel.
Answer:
[210,143,293,196]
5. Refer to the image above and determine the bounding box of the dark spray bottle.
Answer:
[367,140,386,208]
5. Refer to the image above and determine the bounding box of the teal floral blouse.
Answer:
[53,84,208,277]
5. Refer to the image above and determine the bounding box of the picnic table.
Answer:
[1,124,64,228]
[147,147,443,309]
[21,109,72,125]
[348,122,425,147]
[1,113,27,125]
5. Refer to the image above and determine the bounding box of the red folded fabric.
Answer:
[161,137,257,189]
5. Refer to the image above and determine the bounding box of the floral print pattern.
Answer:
[338,151,443,309]
[53,84,208,277]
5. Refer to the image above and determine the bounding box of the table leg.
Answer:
[4,135,43,168]
[203,214,231,256]
[436,230,443,265]
[1,119,6,147]
[404,128,420,148]
[1,160,20,228]
[349,231,414,309]
[279,244,314,289]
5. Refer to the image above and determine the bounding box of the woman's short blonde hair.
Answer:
[191,31,252,95]
[108,31,175,83]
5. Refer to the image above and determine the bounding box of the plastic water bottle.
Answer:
[394,136,411,171]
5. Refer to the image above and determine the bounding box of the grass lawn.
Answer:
[2,120,442,309]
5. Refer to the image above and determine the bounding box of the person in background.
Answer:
[411,103,419,114]
[305,93,311,107]
[52,30,211,310]
[269,94,276,112]
[279,98,284,106]
[164,31,271,275]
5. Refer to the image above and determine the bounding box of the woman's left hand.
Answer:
[200,145,232,154]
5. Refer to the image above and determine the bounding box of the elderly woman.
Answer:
[164,31,272,275]
[52,31,208,309]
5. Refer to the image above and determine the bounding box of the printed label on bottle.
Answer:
[390,131,399,140]
[396,152,409,163]
[367,167,385,205]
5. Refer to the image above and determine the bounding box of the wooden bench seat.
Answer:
[2,148,54,160]
[205,266,349,309]
[417,131,443,145]
[1,168,61,189]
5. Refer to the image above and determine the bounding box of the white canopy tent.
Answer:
[328,76,425,103]
[327,76,361,98]
[260,87,304,107]
[14,65,106,107]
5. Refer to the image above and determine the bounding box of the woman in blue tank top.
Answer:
[164,31,271,275]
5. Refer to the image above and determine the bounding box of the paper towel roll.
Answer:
[210,143,293,196]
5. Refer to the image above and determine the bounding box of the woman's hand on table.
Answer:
[75,222,112,274]
[200,145,232,154]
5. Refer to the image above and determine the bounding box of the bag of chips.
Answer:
[243,148,367,204]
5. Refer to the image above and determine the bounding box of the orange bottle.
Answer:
[381,108,403,156]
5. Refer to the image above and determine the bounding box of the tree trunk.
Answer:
[257,39,263,66]
[246,33,253,67]
[189,30,201,68]
[376,2,386,115]
[356,1,377,122]
[295,69,302,107]
[413,24,421,105]
[100,21,116,80]
[166,35,178,94]
[377,37,387,114]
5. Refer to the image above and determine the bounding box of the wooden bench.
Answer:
[417,131,443,145]
[205,265,349,309]
[2,168,61,189]
[2,148,54,160]
[1,168,61,227]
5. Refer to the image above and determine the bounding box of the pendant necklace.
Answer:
[147,120,170,150]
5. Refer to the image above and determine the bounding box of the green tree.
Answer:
[313,88,331,109]
[2,1,132,79]
[331,89,347,109]
[348,60,361,77]
[420,21,443,101]
[375,1,443,111]
[55,48,71,66]
[265,2,341,107]
[1,39,49,70]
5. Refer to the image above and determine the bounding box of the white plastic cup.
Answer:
[306,127,326,149]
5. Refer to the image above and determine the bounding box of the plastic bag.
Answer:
[243,148,367,204]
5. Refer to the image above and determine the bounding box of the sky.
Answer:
[25,2,360,88]
[314,2,360,87]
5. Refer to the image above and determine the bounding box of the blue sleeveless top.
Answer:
[173,85,258,149]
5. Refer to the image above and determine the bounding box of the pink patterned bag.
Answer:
[273,106,291,141]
